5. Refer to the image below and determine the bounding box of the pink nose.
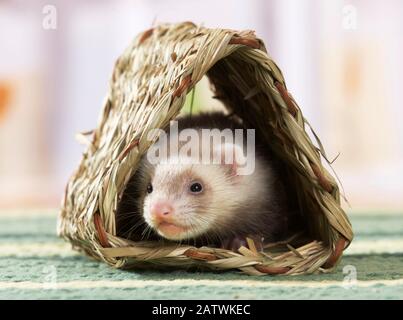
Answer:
[150,201,174,221]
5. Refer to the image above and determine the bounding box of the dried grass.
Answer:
[58,22,353,275]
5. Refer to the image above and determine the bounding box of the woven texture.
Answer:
[58,22,353,275]
[3,211,403,299]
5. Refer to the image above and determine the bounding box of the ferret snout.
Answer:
[150,201,174,223]
[147,200,192,240]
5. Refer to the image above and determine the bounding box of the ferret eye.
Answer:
[147,183,153,194]
[189,182,203,193]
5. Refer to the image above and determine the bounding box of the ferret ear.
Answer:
[213,143,246,176]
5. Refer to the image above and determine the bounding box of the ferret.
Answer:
[116,112,301,251]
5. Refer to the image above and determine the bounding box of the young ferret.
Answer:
[116,112,301,251]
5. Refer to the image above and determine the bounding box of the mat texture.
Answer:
[0,210,402,299]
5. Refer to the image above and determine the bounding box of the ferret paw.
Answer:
[220,235,264,252]
[220,236,247,252]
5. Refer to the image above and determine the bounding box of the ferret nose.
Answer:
[150,202,174,221]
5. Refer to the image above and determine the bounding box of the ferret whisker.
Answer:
[140,224,153,241]
[125,218,145,229]
[116,112,296,253]
[126,224,146,239]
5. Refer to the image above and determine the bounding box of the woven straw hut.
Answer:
[58,22,353,275]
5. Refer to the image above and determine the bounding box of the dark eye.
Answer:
[189,182,203,193]
[147,183,153,194]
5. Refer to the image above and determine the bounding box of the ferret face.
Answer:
[142,163,240,241]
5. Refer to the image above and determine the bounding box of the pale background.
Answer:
[0,0,402,212]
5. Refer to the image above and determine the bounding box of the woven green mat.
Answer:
[0,211,402,299]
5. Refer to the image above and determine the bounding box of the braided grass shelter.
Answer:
[58,22,353,275]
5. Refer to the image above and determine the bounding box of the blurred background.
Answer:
[0,0,402,212]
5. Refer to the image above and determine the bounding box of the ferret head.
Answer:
[141,143,267,241]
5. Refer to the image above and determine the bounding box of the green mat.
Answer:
[0,211,402,299]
